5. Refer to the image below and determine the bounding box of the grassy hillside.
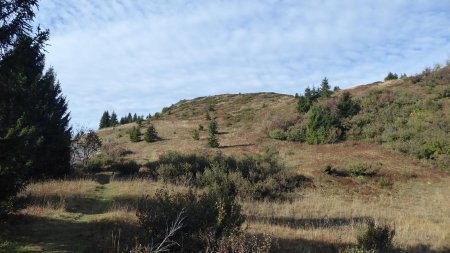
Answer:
[1,67,449,252]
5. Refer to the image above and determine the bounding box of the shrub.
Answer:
[384,72,398,81]
[198,124,204,131]
[111,160,140,175]
[357,222,395,251]
[268,128,287,140]
[347,162,379,177]
[286,124,306,141]
[192,129,200,140]
[136,184,244,252]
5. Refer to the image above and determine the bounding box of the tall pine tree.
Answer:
[320,77,332,98]
[110,111,118,126]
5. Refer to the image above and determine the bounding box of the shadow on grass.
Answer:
[220,143,254,149]
[0,214,138,253]
[247,215,374,229]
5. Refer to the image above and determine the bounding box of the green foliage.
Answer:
[144,124,158,142]
[286,124,306,142]
[129,126,141,142]
[268,129,287,140]
[99,111,111,129]
[320,77,332,98]
[192,129,200,140]
[1,2,71,213]
[296,95,310,113]
[305,104,341,144]
[198,124,204,131]
[208,119,219,148]
[384,72,398,81]
[136,185,244,252]
[154,151,309,200]
[346,162,379,177]
[110,160,140,175]
[357,222,395,251]
[337,91,360,118]
[110,111,118,126]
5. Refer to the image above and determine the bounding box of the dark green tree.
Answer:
[296,95,310,114]
[337,91,360,118]
[99,111,110,129]
[132,113,138,122]
[320,77,332,98]
[144,124,159,142]
[384,72,398,81]
[207,119,219,147]
[129,126,141,142]
[127,113,132,123]
[110,111,118,126]
[1,1,71,211]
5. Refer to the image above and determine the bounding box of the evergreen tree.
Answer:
[205,110,211,120]
[110,111,118,126]
[133,113,138,122]
[320,77,332,98]
[208,119,218,135]
[207,119,219,147]
[99,111,111,129]
[192,129,200,140]
[127,113,132,123]
[296,95,310,114]
[1,1,71,210]
[144,124,159,142]
[129,126,141,142]
[384,72,398,81]
[337,91,360,118]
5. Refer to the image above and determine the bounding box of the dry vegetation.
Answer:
[1,70,450,252]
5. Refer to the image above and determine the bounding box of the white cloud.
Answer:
[35,0,450,128]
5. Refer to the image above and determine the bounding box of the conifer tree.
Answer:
[129,126,141,142]
[133,113,138,122]
[110,111,118,126]
[1,0,71,211]
[337,91,360,118]
[99,111,111,129]
[207,119,219,147]
[144,124,159,142]
[127,113,132,123]
[320,77,332,98]
[296,95,310,113]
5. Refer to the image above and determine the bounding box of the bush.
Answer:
[286,124,306,141]
[357,222,395,251]
[111,160,140,175]
[268,128,287,140]
[347,162,379,177]
[136,184,244,252]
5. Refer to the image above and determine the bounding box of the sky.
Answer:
[35,0,450,129]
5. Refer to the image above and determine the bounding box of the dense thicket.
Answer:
[0,1,71,212]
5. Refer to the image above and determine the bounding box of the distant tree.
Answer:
[71,129,102,166]
[99,111,111,129]
[192,129,200,140]
[207,120,219,147]
[400,73,407,79]
[333,86,341,92]
[144,124,159,142]
[129,126,141,142]
[133,113,138,122]
[320,77,332,98]
[296,95,310,114]
[209,119,218,135]
[127,113,133,123]
[337,92,360,118]
[110,111,118,126]
[294,93,299,98]
[384,72,398,81]
[146,113,152,120]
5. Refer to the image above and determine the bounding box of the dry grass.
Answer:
[106,177,190,199]
[21,178,98,198]
[243,180,450,251]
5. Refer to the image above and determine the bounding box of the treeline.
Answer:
[98,111,153,129]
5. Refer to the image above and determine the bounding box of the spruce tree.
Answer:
[129,126,141,142]
[133,113,138,122]
[127,113,132,123]
[1,1,71,210]
[337,92,360,118]
[110,111,118,126]
[296,95,310,114]
[207,120,219,147]
[144,124,159,142]
[320,77,332,98]
[99,111,111,129]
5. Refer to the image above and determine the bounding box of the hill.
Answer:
[1,66,449,252]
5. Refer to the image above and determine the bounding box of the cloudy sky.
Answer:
[35,0,450,129]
